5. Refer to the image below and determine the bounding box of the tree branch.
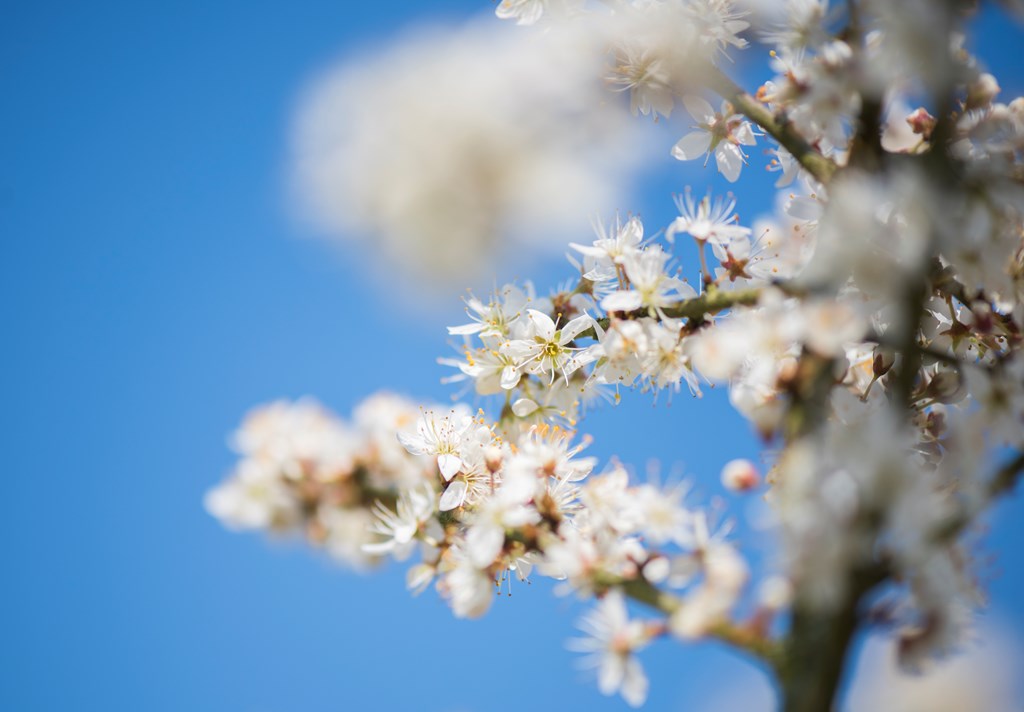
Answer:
[596,573,784,669]
[780,562,887,712]
[588,286,762,337]
[705,67,838,185]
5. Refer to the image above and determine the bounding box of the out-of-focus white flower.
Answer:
[697,629,1022,712]
[203,459,299,531]
[321,507,379,569]
[685,0,751,58]
[568,590,652,707]
[232,399,357,483]
[464,480,540,568]
[754,0,831,50]
[439,546,495,619]
[607,40,677,119]
[758,575,793,611]
[292,18,645,280]
[635,481,693,546]
[847,632,1022,712]
[352,392,432,490]
[363,484,437,559]
[802,168,933,294]
[670,541,748,639]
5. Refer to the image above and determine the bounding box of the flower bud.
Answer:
[906,107,936,138]
[873,347,895,377]
[643,556,670,584]
[484,446,504,473]
[721,459,760,492]
[966,73,1000,110]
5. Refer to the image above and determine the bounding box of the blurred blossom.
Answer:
[291,16,650,281]
[699,629,1023,711]
[847,632,1022,712]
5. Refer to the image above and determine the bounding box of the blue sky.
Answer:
[3,2,1023,711]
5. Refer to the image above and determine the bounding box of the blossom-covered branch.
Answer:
[209,0,1024,709]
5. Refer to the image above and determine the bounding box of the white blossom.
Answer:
[568,591,652,707]
[671,95,757,181]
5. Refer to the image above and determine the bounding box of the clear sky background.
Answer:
[3,2,1023,711]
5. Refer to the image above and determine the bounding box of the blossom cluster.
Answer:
[207,391,764,706]
[210,0,1024,709]
[204,394,434,568]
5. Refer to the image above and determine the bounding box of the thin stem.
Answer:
[697,240,712,287]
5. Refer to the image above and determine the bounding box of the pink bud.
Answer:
[906,107,936,138]
[721,459,760,492]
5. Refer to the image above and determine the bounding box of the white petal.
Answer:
[406,564,434,595]
[500,468,537,503]
[447,322,484,335]
[563,457,597,482]
[563,346,601,376]
[682,94,716,124]
[601,291,643,312]
[467,524,505,568]
[671,131,711,161]
[500,365,521,390]
[501,339,535,361]
[439,480,468,511]
[512,398,538,417]
[715,143,743,182]
[392,521,417,545]
[570,242,606,258]
[512,558,532,580]
[437,454,463,481]
[396,430,428,456]
[527,309,556,340]
[665,217,684,243]
[734,121,757,146]
[787,196,823,222]
[621,658,649,708]
[673,279,698,300]
[361,540,395,555]
[598,656,626,696]
[559,313,594,343]
[619,217,644,247]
